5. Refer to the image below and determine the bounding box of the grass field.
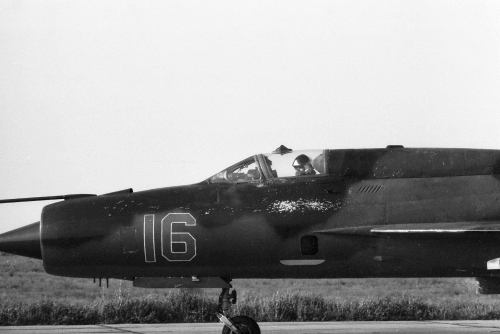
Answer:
[1,252,500,324]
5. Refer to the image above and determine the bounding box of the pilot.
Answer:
[292,154,316,176]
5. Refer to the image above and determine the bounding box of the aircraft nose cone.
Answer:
[0,222,41,259]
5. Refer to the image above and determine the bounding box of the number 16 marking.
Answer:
[143,213,197,263]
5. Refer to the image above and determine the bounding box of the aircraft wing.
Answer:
[315,221,500,237]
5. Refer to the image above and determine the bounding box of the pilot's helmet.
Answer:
[292,154,310,169]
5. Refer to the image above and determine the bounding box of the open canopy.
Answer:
[208,146,500,183]
[209,148,325,183]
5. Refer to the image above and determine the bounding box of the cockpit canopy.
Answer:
[209,148,325,183]
[209,146,500,183]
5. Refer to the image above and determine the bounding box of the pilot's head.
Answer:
[292,154,310,171]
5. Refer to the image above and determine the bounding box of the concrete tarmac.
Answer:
[1,321,500,334]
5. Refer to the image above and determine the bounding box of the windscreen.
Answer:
[209,156,261,183]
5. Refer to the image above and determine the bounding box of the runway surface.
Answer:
[1,321,500,333]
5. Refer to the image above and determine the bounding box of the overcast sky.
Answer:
[1,0,499,233]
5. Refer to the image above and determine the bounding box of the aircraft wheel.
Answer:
[221,315,260,334]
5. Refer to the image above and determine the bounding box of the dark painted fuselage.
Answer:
[38,147,500,281]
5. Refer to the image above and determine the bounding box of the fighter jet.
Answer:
[1,145,500,334]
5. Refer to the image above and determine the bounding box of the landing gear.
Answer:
[221,316,260,334]
[216,285,261,334]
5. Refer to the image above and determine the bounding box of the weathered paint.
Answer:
[0,147,499,286]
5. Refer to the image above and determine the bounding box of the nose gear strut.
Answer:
[216,280,260,334]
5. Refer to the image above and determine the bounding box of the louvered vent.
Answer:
[357,185,382,194]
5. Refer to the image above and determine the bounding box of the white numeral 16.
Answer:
[143,213,197,262]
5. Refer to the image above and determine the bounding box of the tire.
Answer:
[222,315,261,334]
